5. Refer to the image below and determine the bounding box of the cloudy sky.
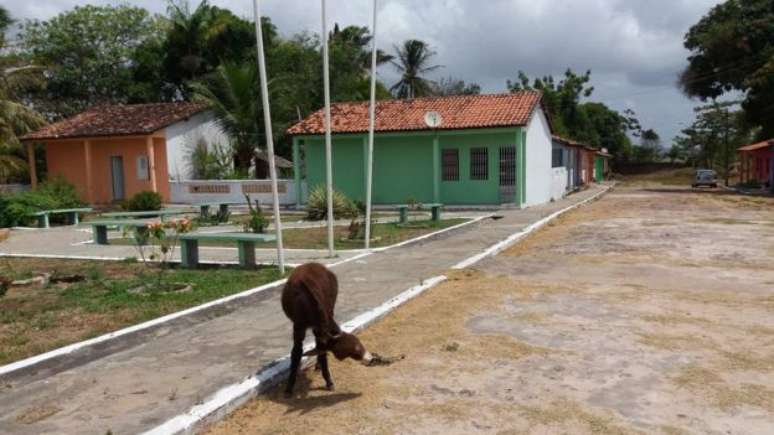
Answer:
[6,0,723,144]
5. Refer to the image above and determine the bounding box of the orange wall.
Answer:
[44,136,170,204]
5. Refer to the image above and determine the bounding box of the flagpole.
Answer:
[253,0,285,274]
[321,0,335,257]
[364,0,378,250]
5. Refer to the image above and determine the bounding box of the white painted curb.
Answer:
[142,275,448,435]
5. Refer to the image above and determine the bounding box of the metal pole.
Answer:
[364,0,378,250]
[253,0,285,274]
[321,0,335,257]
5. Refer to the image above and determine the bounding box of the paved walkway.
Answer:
[0,186,607,434]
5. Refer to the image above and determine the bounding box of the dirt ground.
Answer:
[205,183,774,435]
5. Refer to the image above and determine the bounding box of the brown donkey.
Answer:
[281,263,372,396]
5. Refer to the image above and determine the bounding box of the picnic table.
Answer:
[395,203,443,224]
[195,202,243,219]
[90,219,155,245]
[179,232,276,268]
[30,207,93,228]
[100,209,189,222]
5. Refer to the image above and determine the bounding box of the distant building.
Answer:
[738,139,773,187]
[21,102,227,204]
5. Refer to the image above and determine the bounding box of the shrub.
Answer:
[305,185,357,221]
[243,194,267,234]
[0,177,83,227]
[123,191,163,211]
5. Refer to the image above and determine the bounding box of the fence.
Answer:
[169,179,303,206]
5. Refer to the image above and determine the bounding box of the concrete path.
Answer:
[0,186,607,435]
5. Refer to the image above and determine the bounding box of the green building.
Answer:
[288,91,557,208]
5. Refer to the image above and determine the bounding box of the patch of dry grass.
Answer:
[205,271,561,435]
[16,404,62,424]
[673,364,774,412]
[518,400,639,435]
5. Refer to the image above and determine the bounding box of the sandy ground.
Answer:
[205,184,774,435]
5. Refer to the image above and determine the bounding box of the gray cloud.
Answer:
[4,0,722,143]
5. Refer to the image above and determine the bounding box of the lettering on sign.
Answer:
[189,184,231,194]
[242,183,287,194]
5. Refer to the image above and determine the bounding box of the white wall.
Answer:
[169,179,300,206]
[551,167,568,201]
[525,107,553,206]
[164,111,230,181]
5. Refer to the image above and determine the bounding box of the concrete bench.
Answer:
[195,202,242,219]
[395,203,443,224]
[100,209,189,222]
[179,232,276,268]
[89,219,154,245]
[30,207,92,228]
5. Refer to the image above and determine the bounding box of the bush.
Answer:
[0,177,83,227]
[243,195,267,234]
[123,191,163,211]
[305,185,357,221]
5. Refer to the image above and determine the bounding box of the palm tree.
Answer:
[390,39,442,99]
[330,24,393,75]
[0,6,45,183]
[190,62,265,176]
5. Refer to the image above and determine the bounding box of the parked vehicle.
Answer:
[692,169,718,188]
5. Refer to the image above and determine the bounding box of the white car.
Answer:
[692,169,718,188]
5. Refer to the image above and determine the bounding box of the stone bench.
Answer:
[89,219,154,245]
[394,203,443,224]
[179,232,277,268]
[30,207,92,228]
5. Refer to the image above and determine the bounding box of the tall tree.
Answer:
[21,5,163,118]
[391,39,442,99]
[680,0,774,138]
[0,6,45,183]
[673,101,753,182]
[190,62,264,176]
[163,0,259,98]
[432,76,481,96]
[508,69,638,162]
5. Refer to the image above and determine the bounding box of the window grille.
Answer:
[470,148,488,180]
[499,146,516,186]
[442,149,459,181]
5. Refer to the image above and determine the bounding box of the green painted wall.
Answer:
[304,136,365,201]
[296,127,522,205]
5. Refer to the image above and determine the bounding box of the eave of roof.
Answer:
[287,91,544,136]
[21,102,209,142]
[738,139,774,152]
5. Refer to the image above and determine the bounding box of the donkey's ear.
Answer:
[303,348,324,357]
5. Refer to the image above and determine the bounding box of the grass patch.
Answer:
[673,364,774,412]
[111,218,468,250]
[0,258,283,365]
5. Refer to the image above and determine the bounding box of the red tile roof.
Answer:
[738,139,773,152]
[22,102,209,141]
[287,91,543,135]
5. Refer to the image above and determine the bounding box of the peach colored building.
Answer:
[21,102,222,205]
